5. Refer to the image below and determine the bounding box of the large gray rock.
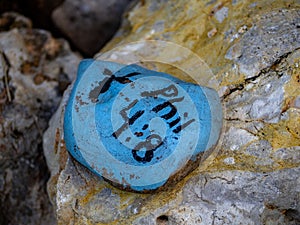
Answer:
[0,12,81,225]
[52,0,133,56]
[44,0,300,224]
[135,168,300,224]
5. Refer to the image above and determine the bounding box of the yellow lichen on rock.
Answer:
[48,0,300,224]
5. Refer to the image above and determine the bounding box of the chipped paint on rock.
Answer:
[63,59,223,192]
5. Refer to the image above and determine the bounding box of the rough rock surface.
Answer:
[0,12,81,225]
[44,0,300,224]
[52,0,133,56]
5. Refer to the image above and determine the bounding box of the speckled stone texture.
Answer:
[0,12,81,225]
[44,0,300,224]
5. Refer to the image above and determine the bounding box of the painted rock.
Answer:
[64,59,223,192]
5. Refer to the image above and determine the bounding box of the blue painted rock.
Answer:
[64,59,223,192]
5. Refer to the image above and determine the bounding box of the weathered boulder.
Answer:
[44,0,300,224]
[0,12,81,225]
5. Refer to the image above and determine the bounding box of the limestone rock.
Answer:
[52,0,133,56]
[44,0,300,224]
[0,12,81,225]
